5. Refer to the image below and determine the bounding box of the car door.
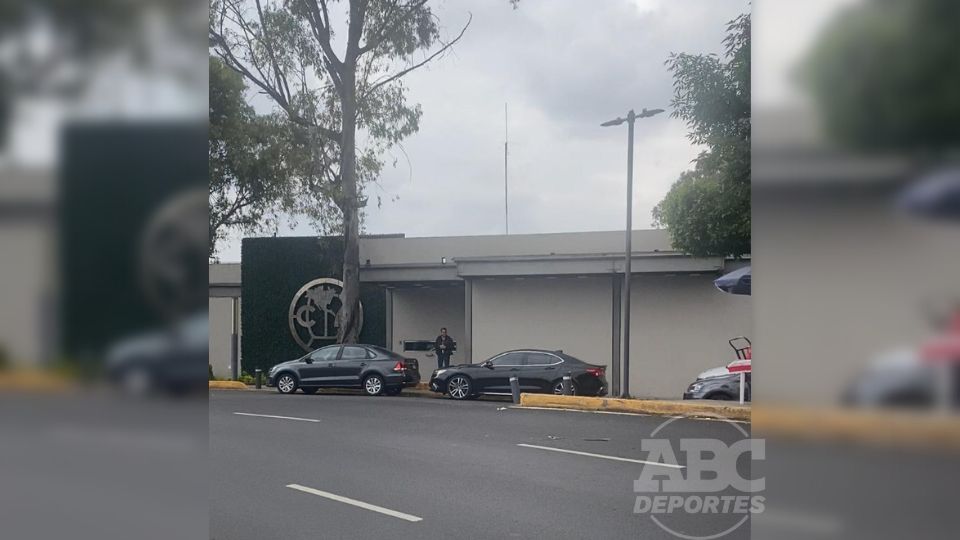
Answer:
[301,345,341,386]
[519,352,562,392]
[478,352,525,393]
[335,345,372,387]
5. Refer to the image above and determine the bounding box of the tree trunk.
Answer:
[337,67,362,344]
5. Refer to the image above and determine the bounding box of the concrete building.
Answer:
[211,229,751,399]
[209,263,241,379]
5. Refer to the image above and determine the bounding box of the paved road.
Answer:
[210,390,753,540]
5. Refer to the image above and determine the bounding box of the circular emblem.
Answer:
[139,187,207,321]
[288,278,363,351]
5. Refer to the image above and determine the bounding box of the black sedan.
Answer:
[429,349,607,399]
[267,344,420,396]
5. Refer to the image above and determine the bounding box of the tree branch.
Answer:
[363,12,471,98]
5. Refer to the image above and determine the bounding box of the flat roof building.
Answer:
[210,229,751,399]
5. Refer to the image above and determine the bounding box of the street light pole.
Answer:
[602,107,664,398]
[623,110,635,398]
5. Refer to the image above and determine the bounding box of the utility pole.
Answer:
[601,107,664,398]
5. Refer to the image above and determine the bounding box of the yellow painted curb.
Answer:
[519,393,750,422]
[0,371,73,393]
[208,380,250,390]
[752,405,960,451]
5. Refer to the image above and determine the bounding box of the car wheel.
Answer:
[363,374,385,396]
[553,380,578,395]
[447,376,473,400]
[276,373,298,394]
[301,387,318,395]
[707,393,733,401]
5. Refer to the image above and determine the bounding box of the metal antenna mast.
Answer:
[504,102,509,235]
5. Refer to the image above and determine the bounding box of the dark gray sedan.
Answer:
[267,344,420,396]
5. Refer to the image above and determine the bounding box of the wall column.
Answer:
[611,275,621,395]
[385,287,395,351]
[463,279,473,363]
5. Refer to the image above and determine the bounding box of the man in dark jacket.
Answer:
[434,327,454,369]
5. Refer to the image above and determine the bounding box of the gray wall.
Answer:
[627,274,752,398]
[208,297,240,379]
[754,191,958,404]
[472,275,615,372]
[390,286,465,374]
[467,274,751,399]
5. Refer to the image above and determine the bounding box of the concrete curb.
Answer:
[519,393,751,422]
[753,406,960,450]
[208,380,250,390]
[0,371,73,393]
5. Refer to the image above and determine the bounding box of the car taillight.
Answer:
[587,367,604,377]
[393,361,405,372]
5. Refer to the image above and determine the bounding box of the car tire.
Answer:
[552,380,578,396]
[447,375,473,400]
[276,373,298,394]
[363,374,385,396]
[706,392,733,401]
[301,387,318,395]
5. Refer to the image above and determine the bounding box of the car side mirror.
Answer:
[481,361,493,369]
[304,357,313,364]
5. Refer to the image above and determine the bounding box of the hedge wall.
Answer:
[240,236,386,373]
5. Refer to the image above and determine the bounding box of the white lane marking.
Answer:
[233,412,319,423]
[517,443,684,469]
[286,484,423,523]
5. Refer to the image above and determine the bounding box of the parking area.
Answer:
[210,390,751,540]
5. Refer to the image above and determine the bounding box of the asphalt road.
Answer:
[210,390,753,540]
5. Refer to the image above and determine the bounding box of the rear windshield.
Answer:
[368,345,407,360]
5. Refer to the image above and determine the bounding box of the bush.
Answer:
[209,364,215,380]
[239,371,256,385]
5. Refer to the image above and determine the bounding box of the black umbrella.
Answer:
[714,266,751,295]
[898,167,960,221]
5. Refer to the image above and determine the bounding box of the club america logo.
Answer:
[288,278,363,351]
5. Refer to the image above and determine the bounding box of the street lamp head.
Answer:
[638,108,665,118]
[601,117,626,127]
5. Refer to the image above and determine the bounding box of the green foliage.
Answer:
[240,236,386,374]
[210,56,325,258]
[802,0,960,151]
[654,13,750,258]
[239,371,256,385]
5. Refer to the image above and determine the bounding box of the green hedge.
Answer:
[240,236,386,373]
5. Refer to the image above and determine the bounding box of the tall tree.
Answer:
[210,0,470,342]
[803,0,960,151]
[653,13,750,258]
[209,56,293,258]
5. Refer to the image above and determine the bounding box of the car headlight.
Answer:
[688,382,703,393]
[434,369,448,377]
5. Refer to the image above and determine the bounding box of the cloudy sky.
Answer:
[217,0,750,261]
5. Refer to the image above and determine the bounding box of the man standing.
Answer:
[434,327,454,370]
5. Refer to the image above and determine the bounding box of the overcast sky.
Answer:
[217,0,750,261]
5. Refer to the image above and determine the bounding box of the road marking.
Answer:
[286,484,423,522]
[517,443,684,469]
[233,412,319,423]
